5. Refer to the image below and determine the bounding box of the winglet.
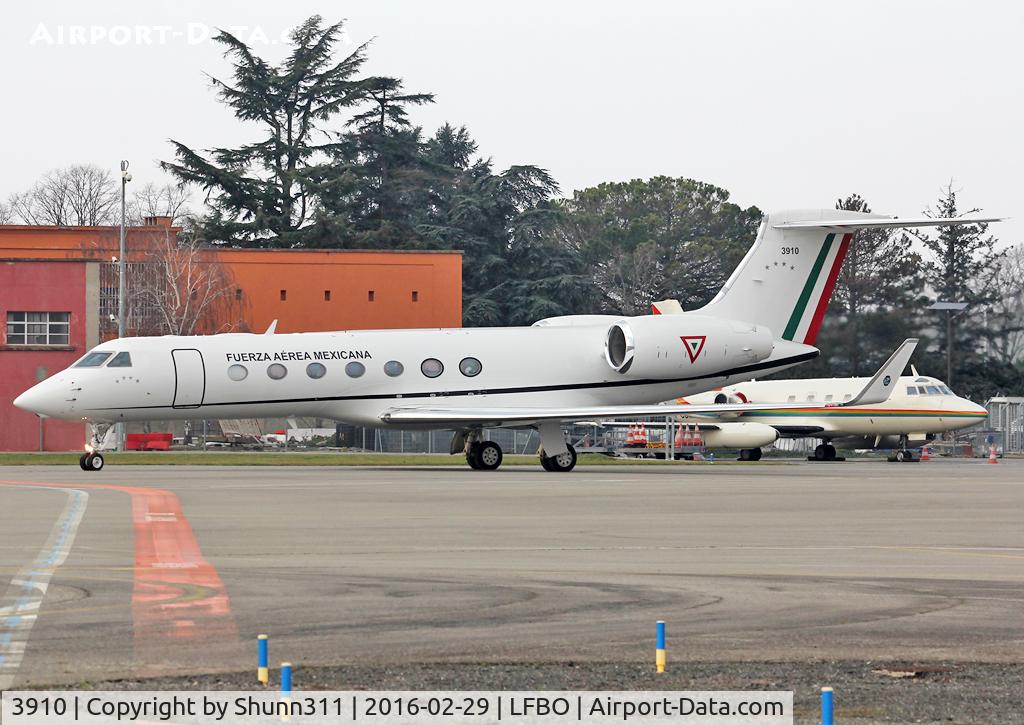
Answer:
[264,319,278,335]
[843,338,918,407]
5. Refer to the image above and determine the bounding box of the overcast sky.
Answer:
[2,0,1021,243]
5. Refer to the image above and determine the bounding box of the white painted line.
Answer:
[0,487,88,689]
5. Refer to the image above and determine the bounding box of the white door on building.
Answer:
[172,349,206,408]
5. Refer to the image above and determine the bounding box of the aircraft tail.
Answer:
[692,209,1002,344]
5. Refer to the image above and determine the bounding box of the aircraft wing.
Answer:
[381,339,918,427]
[774,216,1003,231]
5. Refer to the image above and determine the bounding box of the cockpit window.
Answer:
[906,386,918,395]
[74,352,113,368]
[107,352,132,368]
[939,385,953,395]
[926,385,941,395]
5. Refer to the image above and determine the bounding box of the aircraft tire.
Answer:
[544,444,577,472]
[79,454,89,470]
[813,444,827,461]
[476,442,503,471]
[84,453,104,471]
[466,443,482,469]
[824,444,837,461]
[739,448,762,461]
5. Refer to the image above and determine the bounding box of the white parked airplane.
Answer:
[676,369,988,462]
[13,209,993,472]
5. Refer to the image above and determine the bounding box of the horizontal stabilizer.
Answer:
[774,216,1003,231]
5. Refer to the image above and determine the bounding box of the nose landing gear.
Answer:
[79,452,104,471]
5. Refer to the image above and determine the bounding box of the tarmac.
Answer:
[0,458,1021,718]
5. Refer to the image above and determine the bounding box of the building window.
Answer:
[324,290,331,301]
[459,357,482,377]
[421,358,444,378]
[368,290,375,302]
[6,311,70,346]
[345,361,366,378]
[280,290,287,301]
[411,290,419,302]
[267,363,288,380]
[227,364,248,381]
[235,289,243,301]
[384,360,404,377]
[306,362,327,379]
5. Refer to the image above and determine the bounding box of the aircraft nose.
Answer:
[13,381,61,417]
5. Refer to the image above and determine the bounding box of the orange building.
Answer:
[0,218,462,450]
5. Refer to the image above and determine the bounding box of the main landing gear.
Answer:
[458,427,579,472]
[810,443,841,461]
[466,440,504,471]
[539,444,578,472]
[738,448,762,461]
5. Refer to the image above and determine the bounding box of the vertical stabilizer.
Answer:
[695,209,886,344]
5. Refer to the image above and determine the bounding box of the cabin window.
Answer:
[280,290,287,301]
[843,394,852,401]
[368,290,375,302]
[324,290,331,301]
[107,351,132,368]
[806,394,816,402]
[824,394,833,402]
[459,357,482,377]
[227,364,248,381]
[384,360,404,377]
[74,351,112,367]
[345,361,365,378]
[411,290,419,302]
[420,358,444,378]
[786,395,796,402]
[906,386,918,395]
[306,362,327,379]
[267,363,287,380]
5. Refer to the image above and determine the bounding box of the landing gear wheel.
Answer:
[475,442,503,471]
[824,444,837,461]
[813,444,827,461]
[465,442,481,469]
[895,449,914,462]
[81,453,104,471]
[739,448,762,461]
[540,444,577,472]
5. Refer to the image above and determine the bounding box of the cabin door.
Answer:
[171,349,206,408]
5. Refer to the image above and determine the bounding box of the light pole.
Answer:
[927,301,968,385]
[118,160,131,338]
[117,160,131,451]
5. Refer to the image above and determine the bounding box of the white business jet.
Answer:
[14,209,993,472]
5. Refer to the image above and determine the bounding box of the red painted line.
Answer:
[803,232,852,345]
[0,480,237,651]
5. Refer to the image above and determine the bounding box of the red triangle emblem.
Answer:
[680,335,706,363]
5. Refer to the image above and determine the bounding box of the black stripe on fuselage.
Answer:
[87,351,818,412]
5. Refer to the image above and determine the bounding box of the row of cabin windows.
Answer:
[226,356,482,382]
[785,393,853,403]
[269,290,419,302]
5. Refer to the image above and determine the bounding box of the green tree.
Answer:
[910,183,1006,391]
[161,16,369,246]
[556,177,761,314]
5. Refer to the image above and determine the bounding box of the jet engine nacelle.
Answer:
[700,422,779,449]
[604,314,773,378]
